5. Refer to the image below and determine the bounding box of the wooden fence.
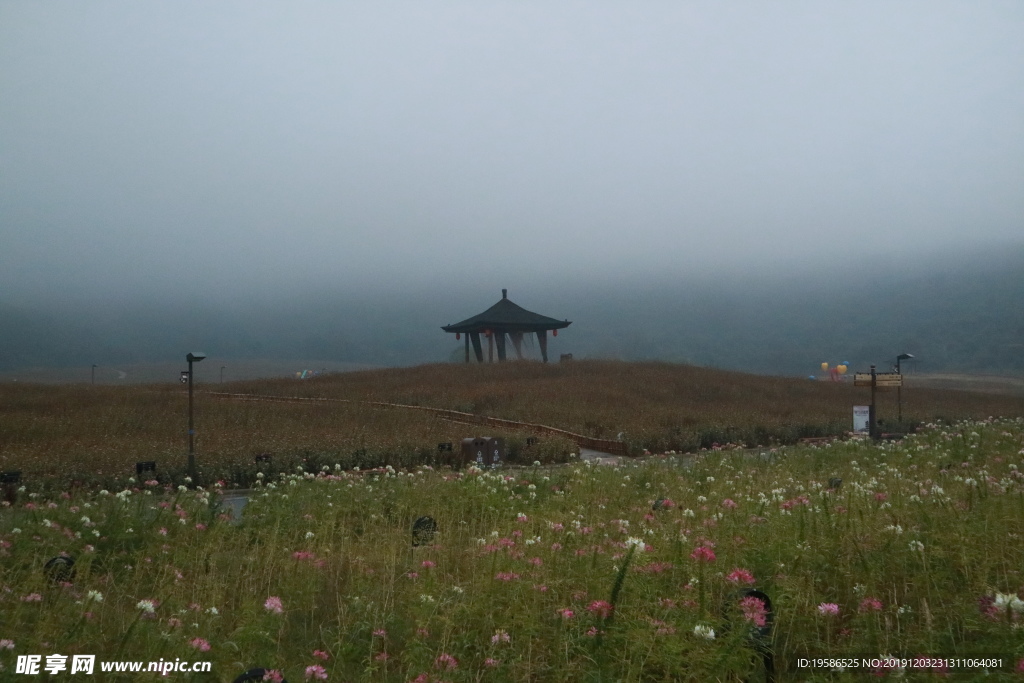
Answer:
[204,392,630,457]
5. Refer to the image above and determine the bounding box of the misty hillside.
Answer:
[1,251,1021,378]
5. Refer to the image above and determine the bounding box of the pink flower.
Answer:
[195,523,207,531]
[406,572,419,579]
[264,596,284,614]
[550,542,563,551]
[721,498,738,509]
[166,617,182,628]
[313,649,330,660]
[859,597,883,612]
[262,671,284,683]
[517,514,528,522]
[557,608,575,619]
[304,664,328,680]
[817,602,840,616]
[158,527,168,536]
[491,629,510,644]
[587,600,614,619]
[726,568,756,585]
[494,572,520,581]
[416,628,429,637]
[21,593,42,602]
[739,596,767,627]
[420,560,435,568]
[529,557,543,566]
[434,653,458,670]
[690,546,716,563]
[373,652,389,662]
[190,638,211,652]
[874,492,888,502]
[484,657,500,667]
[0,639,14,649]
[373,629,387,638]
[1016,658,1024,673]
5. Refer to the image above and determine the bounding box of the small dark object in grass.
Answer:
[254,454,272,463]
[0,471,21,484]
[437,442,453,452]
[828,477,842,491]
[412,516,438,547]
[44,555,76,584]
[652,497,667,511]
[526,437,538,446]
[233,668,287,683]
[135,461,156,475]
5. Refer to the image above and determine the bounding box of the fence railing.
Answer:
[204,392,630,457]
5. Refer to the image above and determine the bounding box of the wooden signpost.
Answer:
[854,366,904,439]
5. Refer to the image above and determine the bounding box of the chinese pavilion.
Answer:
[442,289,571,363]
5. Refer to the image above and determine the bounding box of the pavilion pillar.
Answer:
[537,330,548,363]
[470,332,484,363]
[495,331,507,362]
[510,332,524,360]
[487,333,494,362]
[464,333,469,363]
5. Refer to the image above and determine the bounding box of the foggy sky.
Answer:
[2,1,1022,305]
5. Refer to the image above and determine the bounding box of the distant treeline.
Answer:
[2,251,1022,377]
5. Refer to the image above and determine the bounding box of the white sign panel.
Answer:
[853,406,870,434]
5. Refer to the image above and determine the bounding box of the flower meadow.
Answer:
[2,418,1024,681]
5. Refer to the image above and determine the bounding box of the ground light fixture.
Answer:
[186,352,206,479]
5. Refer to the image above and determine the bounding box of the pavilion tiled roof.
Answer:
[442,290,571,334]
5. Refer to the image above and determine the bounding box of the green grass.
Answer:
[2,418,1023,680]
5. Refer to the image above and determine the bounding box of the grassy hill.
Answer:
[2,361,1022,488]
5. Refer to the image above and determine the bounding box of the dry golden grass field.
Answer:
[1,361,1022,488]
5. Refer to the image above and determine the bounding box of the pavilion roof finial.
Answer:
[502,288,507,299]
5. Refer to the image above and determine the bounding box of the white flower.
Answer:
[625,537,646,553]
[86,590,103,603]
[206,606,219,615]
[908,541,924,552]
[136,600,157,613]
[305,531,315,539]
[11,528,21,534]
[693,624,715,640]
[994,593,1024,614]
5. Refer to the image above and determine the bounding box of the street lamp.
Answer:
[220,366,226,384]
[186,352,206,479]
[896,353,914,424]
[91,364,97,385]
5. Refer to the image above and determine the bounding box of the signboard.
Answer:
[853,372,903,387]
[180,371,189,384]
[874,373,903,387]
[853,406,870,434]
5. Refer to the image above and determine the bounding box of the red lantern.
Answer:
[456,333,461,340]
[552,329,558,337]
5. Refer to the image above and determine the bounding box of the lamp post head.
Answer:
[897,353,914,361]
[186,352,207,363]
